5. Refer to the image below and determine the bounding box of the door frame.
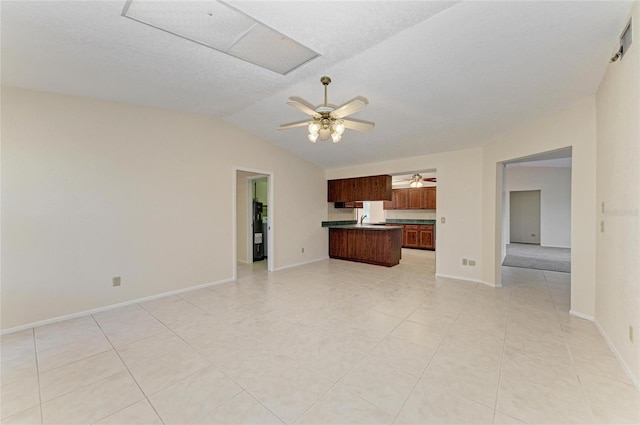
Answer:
[232,167,274,280]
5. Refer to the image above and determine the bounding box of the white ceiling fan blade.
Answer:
[342,118,375,132]
[332,96,368,118]
[279,119,311,130]
[287,96,320,118]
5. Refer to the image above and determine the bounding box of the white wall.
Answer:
[505,166,572,247]
[1,87,328,330]
[327,148,484,283]
[595,2,640,385]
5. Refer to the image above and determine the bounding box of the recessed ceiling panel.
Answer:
[122,0,319,74]
[227,24,319,75]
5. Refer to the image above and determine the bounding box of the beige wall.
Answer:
[1,87,328,330]
[481,97,598,318]
[595,2,640,384]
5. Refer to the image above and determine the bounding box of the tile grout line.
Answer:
[390,299,464,423]
[491,279,513,423]
[32,328,44,425]
[549,277,600,425]
[289,278,426,423]
[89,314,167,425]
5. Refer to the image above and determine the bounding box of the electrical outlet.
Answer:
[601,221,605,233]
[441,217,446,224]
[301,247,304,253]
[462,258,468,266]
[630,326,634,343]
[469,260,476,266]
[112,277,121,287]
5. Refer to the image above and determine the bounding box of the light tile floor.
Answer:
[1,249,638,424]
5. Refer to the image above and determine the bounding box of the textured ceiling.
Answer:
[1,1,633,168]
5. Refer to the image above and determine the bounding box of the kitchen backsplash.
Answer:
[327,203,356,221]
[385,210,437,220]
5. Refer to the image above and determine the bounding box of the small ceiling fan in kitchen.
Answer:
[278,76,375,143]
[393,173,437,188]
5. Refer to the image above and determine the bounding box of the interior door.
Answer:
[510,190,541,244]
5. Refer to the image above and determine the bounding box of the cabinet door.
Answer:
[422,187,436,209]
[383,199,394,210]
[329,228,349,258]
[394,189,408,209]
[408,189,422,209]
[418,225,434,249]
[327,180,339,202]
[404,225,419,247]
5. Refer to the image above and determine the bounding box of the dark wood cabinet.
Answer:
[404,225,419,248]
[329,228,349,258]
[334,201,363,209]
[328,175,392,202]
[329,227,402,267]
[408,189,422,209]
[418,226,434,249]
[422,187,436,210]
[388,223,435,250]
[394,189,408,209]
[384,187,437,210]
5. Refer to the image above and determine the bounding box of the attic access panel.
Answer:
[122,0,319,75]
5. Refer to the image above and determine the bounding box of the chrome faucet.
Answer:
[360,214,367,224]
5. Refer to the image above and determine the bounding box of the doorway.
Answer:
[233,168,274,280]
[510,190,541,244]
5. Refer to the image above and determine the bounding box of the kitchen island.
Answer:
[326,224,403,267]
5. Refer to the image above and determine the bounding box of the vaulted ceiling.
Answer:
[1,1,633,168]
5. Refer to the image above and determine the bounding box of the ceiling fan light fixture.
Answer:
[279,76,374,143]
[409,173,424,187]
[308,122,320,134]
[319,128,331,140]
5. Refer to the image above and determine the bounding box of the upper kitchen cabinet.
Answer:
[384,187,437,210]
[327,175,392,202]
[422,187,436,209]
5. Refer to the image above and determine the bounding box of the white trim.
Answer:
[435,273,495,287]
[273,257,328,272]
[569,309,594,321]
[1,277,234,335]
[541,244,572,249]
[232,167,275,278]
[594,319,640,391]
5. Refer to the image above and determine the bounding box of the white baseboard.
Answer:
[273,257,329,272]
[594,319,640,391]
[435,273,494,287]
[569,309,595,321]
[1,277,234,335]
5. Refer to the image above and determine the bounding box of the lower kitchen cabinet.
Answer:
[329,227,402,267]
[389,224,435,250]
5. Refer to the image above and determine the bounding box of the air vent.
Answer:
[122,0,319,75]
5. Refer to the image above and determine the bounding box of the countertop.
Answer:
[385,219,436,225]
[322,219,435,227]
[323,223,403,230]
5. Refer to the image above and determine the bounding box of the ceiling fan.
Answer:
[278,76,375,143]
[393,173,437,188]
